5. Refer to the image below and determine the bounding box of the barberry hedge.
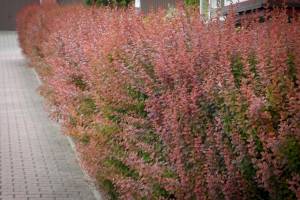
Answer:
[17,4,300,200]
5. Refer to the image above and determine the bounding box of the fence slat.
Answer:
[141,0,176,14]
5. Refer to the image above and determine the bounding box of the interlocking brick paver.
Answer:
[0,32,97,200]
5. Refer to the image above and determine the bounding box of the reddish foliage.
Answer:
[17,4,300,200]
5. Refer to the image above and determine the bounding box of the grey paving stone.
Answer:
[0,32,96,200]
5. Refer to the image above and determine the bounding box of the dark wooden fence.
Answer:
[139,0,176,13]
[57,0,83,5]
[0,0,40,30]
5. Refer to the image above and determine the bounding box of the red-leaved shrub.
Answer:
[17,3,300,200]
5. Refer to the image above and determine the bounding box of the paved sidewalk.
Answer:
[0,32,97,200]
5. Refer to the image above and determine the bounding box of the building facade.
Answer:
[200,0,300,18]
